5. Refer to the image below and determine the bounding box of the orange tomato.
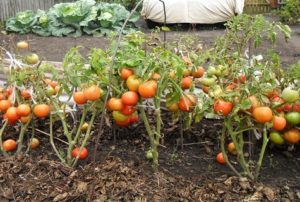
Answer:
[283,128,300,144]
[3,139,17,152]
[0,93,5,100]
[21,90,31,99]
[227,142,237,155]
[5,107,19,122]
[138,80,157,98]
[121,91,139,106]
[33,104,50,118]
[73,91,87,105]
[20,115,31,124]
[252,107,273,123]
[201,85,210,94]
[151,73,161,80]
[29,138,40,150]
[214,99,233,116]
[181,77,193,89]
[272,116,286,131]
[107,98,124,111]
[16,104,31,117]
[178,94,197,112]
[192,66,205,78]
[0,100,11,112]
[84,85,102,101]
[121,67,134,80]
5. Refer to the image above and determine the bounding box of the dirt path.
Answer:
[1,25,299,66]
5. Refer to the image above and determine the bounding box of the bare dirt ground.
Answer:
[1,21,299,66]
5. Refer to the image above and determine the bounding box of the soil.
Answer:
[0,17,300,201]
[0,117,299,202]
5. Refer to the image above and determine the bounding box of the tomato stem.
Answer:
[0,120,8,156]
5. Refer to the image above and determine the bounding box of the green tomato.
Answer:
[269,132,285,145]
[25,53,39,65]
[146,150,153,160]
[281,88,299,103]
[199,77,215,87]
[285,112,300,125]
[207,66,218,77]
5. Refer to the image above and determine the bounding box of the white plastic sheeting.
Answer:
[141,0,245,24]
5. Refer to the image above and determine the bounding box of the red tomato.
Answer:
[121,91,139,106]
[216,152,226,164]
[214,99,233,116]
[72,147,88,160]
[121,105,136,115]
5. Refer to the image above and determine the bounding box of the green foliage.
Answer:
[5,0,139,37]
[278,0,300,24]
[96,0,140,10]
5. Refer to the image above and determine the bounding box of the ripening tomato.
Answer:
[84,85,102,101]
[115,118,130,126]
[216,152,226,164]
[182,68,192,77]
[121,105,136,115]
[121,67,134,80]
[265,89,280,100]
[272,116,286,131]
[0,100,11,112]
[73,91,87,105]
[5,107,19,122]
[283,104,293,112]
[181,77,193,90]
[45,86,55,97]
[201,85,210,94]
[169,71,176,79]
[227,142,237,155]
[126,75,142,92]
[112,111,129,122]
[0,93,4,101]
[225,82,237,91]
[20,115,31,124]
[107,98,124,111]
[29,138,40,150]
[252,107,273,123]
[238,74,247,83]
[214,99,233,116]
[166,102,179,112]
[72,147,88,160]
[248,95,260,112]
[178,94,197,112]
[192,66,205,78]
[49,81,58,89]
[138,80,157,98]
[80,122,89,132]
[271,96,285,112]
[3,139,17,151]
[17,41,29,49]
[33,104,50,118]
[16,104,31,117]
[121,91,139,106]
[5,88,13,96]
[283,128,300,144]
[21,90,31,99]
[151,73,161,80]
